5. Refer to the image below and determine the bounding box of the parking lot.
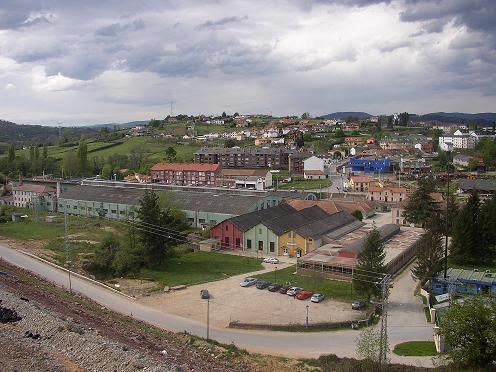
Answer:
[138,264,364,328]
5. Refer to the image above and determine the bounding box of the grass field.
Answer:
[88,137,202,163]
[278,178,331,190]
[448,259,496,273]
[14,141,117,160]
[139,251,263,287]
[0,220,65,240]
[393,341,438,356]
[254,266,352,302]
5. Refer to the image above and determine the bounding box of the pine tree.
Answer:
[353,228,386,301]
[480,195,496,263]
[411,229,444,283]
[450,191,482,264]
[403,177,438,227]
[42,144,48,159]
[137,190,166,268]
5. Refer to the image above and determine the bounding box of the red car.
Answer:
[296,290,313,300]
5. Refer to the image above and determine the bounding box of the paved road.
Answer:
[0,244,434,366]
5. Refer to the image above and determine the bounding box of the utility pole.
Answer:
[206,296,210,340]
[64,209,72,293]
[378,274,391,367]
[444,152,451,280]
[305,305,309,329]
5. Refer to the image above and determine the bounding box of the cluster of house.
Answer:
[439,128,496,151]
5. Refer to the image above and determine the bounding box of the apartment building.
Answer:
[12,184,56,209]
[194,147,296,169]
[151,163,222,186]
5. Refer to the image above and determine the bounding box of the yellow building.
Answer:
[278,211,362,258]
[278,230,314,258]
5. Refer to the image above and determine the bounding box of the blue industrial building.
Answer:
[350,158,392,173]
[431,268,496,296]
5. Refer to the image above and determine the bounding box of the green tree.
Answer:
[439,296,496,368]
[334,128,345,138]
[353,228,386,301]
[89,234,120,275]
[149,118,161,127]
[76,136,88,175]
[224,139,236,148]
[399,112,409,126]
[101,163,112,180]
[137,190,167,268]
[450,191,482,264]
[480,195,496,262]
[221,111,227,118]
[165,146,177,160]
[301,112,310,119]
[8,144,15,163]
[61,150,79,178]
[29,146,35,162]
[403,178,438,227]
[411,229,444,283]
[351,210,363,221]
[356,327,389,368]
[42,143,48,159]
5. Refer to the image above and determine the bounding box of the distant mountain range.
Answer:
[86,120,149,129]
[319,112,372,119]
[411,112,496,125]
[320,111,496,125]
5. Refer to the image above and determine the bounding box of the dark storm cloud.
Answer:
[400,0,496,34]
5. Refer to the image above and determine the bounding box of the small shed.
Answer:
[11,213,25,222]
[198,239,219,252]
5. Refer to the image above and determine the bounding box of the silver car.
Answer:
[240,277,257,287]
[286,286,303,296]
[311,293,325,303]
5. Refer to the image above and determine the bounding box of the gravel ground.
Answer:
[0,288,176,372]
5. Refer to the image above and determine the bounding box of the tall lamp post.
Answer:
[444,151,451,279]
[305,305,309,329]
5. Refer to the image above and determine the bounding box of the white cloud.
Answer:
[31,67,85,92]
[0,0,493,124]
[4,83,15,90]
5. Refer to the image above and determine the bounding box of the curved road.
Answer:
[0,244,434,367]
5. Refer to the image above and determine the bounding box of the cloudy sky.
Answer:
[0,0,495,125]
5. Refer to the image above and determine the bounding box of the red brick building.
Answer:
[151,163,222,186]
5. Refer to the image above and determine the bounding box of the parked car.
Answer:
[256,281,271,290]
[240,277,257,287]
[268,283,282,292]
[279,284,290,294]
[352,301,367,310]
[296,290,313,300]
[311,293,325,303]
[286,287,303,296]
[200,289,210,299]
[263,257,280,264]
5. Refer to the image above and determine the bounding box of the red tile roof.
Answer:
[151,163,221,172]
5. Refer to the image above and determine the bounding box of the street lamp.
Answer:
[274,266,277,283]
[444,151,452,280]
[305,305,309,329]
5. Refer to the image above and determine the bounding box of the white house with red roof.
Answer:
[12,184,56,208]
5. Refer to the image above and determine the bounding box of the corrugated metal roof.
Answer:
[229,204,296,232]
[59,185,265,215]
[295,211,358,238]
